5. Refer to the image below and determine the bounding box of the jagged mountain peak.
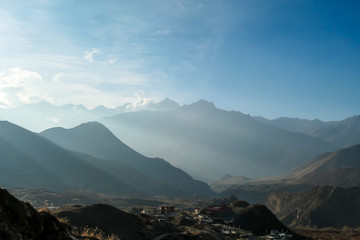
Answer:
[181,99,216,111]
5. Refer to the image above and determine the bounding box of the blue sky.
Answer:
[0,0,359,120]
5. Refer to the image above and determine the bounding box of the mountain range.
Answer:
[245,143,360,187]
[253,116,332,135]
[1,98,360,193]
[254,115,360,147]
[100,100,336,181]
[0,121,213,198]
[0,98,179,132]
[217,143,360,205]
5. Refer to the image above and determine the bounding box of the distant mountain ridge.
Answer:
[40,122,214,198]
[253,115,360,147]
[210,175,251,193]
[253,116,332,134]
[310,115,360,147]
[0,98,180,132]
[100,99,337,182]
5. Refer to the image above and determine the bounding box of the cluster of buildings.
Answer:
[140,204,293,240]
[141,205,177,220]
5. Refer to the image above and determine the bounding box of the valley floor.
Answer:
[292,226,360,240]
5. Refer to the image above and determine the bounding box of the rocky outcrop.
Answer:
[231,203,289,235]
[0,188,71,240]
[53,204,153,240]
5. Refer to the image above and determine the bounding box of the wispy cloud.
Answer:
[48,117,61,124]
[103,56,117,65]
[53,73,64,82]
[84,49,99,63]
[156,29,171,36]
[0,1,232,109]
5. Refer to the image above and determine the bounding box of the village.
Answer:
[139,203,294,240]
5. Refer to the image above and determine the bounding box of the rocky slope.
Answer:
[0,188,72,240]
[53,204,153,240]
[276,144,360,187]
[220,144,360,204]
[235,144,360,188]
[265,185,360,228]
[231,203,290,235]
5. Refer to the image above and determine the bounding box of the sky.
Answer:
[0,0,359,121]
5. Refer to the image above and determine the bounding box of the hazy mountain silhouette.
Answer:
[100,100,336,182]
[0,99,180,132]
[91,105,119,116]
[253,116,332,134]
[254,115,360,148]
[116,98,179,112]
[310,115,360,147]
[0,101,93,132]
[210,174,251,192]
[40,122,214,198]
[0,121,132,194]
[0,121,213,197]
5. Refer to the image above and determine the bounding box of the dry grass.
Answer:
[293,226,360,240]
[57,217,70,225]
[73,226,120,240]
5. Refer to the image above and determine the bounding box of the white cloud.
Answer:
[0,67,50,107]
[0,65,161,110]
[125,90,154,111]
[48,117,61,124]
[156,29,171,35]
[84,49,99,63]
[53,72,64,82]
[103,56,117,65]
[0,67,42,88]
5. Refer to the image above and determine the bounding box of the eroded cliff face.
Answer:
[265,186,360,228]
